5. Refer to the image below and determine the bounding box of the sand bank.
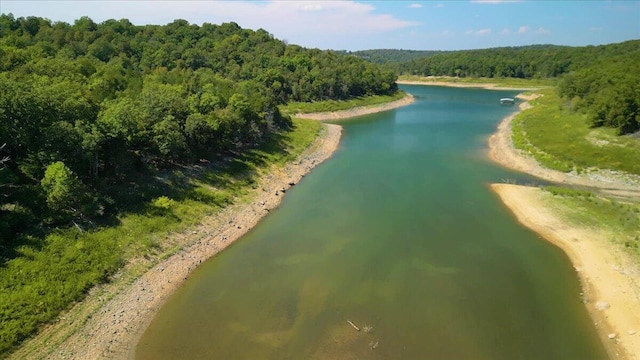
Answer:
[491,184,640,359]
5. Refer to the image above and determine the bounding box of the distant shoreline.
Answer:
[488,94,640,360]
[397,76,546,91]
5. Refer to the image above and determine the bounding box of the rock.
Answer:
[289,182,295,186]
[629,330,637,335]
[608,333,616,339]
[595,301,610,310]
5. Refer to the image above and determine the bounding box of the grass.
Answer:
[279,90,406,115]
[398,75,556,88]
[541,187,640,255]
[511,88,640,175]
[0,118,321,357]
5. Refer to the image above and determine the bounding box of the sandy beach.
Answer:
[488,95,640,359]
[10,94,417,360]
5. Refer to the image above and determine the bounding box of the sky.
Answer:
[1,1,639,51]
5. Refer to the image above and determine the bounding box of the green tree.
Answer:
[41,161,83,215]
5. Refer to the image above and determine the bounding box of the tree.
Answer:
[41,161,83,215]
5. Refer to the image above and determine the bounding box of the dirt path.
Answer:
[492,184,640,359]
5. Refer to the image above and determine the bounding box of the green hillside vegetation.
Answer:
[541,187,640,258]
[397,41,640,79]
[558,53,640,134]
[512,89,640,175]
[344,49,448,65]
[397,75,555,88]
[0,14,398,355]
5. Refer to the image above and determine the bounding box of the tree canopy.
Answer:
[0,14,398,243]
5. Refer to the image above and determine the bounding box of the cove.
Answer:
[136,85,608,359]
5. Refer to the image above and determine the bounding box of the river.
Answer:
[136,85,608,359]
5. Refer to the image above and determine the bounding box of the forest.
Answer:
[392,41,640,134]
[0,14,398,242]
[0,15,400,354]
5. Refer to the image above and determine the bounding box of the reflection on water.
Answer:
[136,85,608,359]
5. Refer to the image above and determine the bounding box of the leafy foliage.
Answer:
[0,13,397,355]
[343,49,449,65]
[557,52,640,134]
[397,41,640,79]
[511,89,640,175]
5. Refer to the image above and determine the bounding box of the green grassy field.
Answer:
[511,89,640,175]
[541,186,640,254]
[279,90,406,115]
[398,75,555,88]
[0,118,321,356]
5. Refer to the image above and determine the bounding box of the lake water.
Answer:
[136,85,608,359]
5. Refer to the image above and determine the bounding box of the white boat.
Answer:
[500,98,515,105]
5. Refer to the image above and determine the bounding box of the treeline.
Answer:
[558,52,640,134]
[343,49,448,65]
[0,14,398,243]
[397,41,640,79]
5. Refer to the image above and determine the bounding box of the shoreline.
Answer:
[487,94,640,198]
[491,184,640,360]
[10,95,416,360]
[397,78,545,91]
[294,93,414,120]
[11,124,342,360]
[488,95,640,358]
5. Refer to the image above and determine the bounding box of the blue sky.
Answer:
[2,1,638,51]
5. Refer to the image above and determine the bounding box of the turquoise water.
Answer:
[136,85,608,359]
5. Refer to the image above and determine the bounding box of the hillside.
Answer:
[0,14,399,355]
[396,41,640,79]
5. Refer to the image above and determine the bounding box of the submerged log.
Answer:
[347,320,360,331]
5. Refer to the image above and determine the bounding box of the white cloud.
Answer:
[518,25,530,33]
[435,3,445,8]
[501,28,511,34]
[441,30,452,36]
[465,28,492,36]
[408,3,423,8]
[536,27,551,34]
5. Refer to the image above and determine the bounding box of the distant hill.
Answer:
[396,41,640,79]
[341,49,449,65]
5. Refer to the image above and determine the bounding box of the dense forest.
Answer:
[396,41,640,79]
[557,53,639,134]
[342,49,448,65]
[0,14,398,242]
[390,41,639,134]
[0,14,402,354]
